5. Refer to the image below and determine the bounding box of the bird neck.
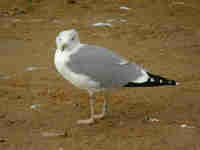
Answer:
[67,40,80,51]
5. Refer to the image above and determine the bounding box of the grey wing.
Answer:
[67,45,145,88]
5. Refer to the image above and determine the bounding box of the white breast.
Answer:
[54,47,100,92]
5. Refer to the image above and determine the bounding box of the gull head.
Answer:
[56,29,80,52]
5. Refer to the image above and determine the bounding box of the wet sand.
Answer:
[0,0,200,149]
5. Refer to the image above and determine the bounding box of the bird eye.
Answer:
[71,36,75,41]
[61,44,67,51]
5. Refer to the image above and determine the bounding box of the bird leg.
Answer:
[94,90,110,120]
[77,91,95,124]
[77,91,109,124]
[94,98,107,119]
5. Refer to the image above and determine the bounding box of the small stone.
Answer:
[92,22,112,27]
[144,116,150,121]
[30,104,40,109]
[0,138,7,143]
[68,0,77,4]
[25,66,39,71]
[17,95,22,99]
[120,6,131,10]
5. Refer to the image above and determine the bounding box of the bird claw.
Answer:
[94,113,105,120]
[77,113,106,125]
[77,118,95,125]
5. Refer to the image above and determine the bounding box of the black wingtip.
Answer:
[167,80,178,86]
[124,72,178,88]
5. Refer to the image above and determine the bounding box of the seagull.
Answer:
[54,29,178,124]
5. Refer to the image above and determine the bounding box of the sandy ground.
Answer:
[0,0,200,149]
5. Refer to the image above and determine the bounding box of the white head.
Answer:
[56,29,80,52]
